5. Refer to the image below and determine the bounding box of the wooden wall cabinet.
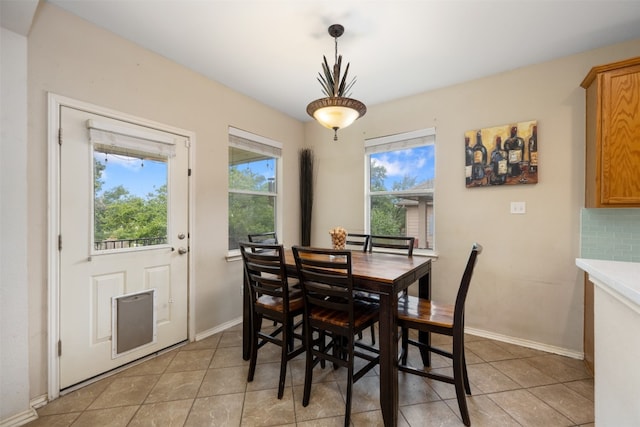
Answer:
[581,57,640,208]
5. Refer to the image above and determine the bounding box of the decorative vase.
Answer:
[329,226,347,250]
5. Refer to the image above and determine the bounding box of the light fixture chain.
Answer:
[333,35,339,97]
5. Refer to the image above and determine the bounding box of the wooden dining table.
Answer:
[242,248,432,427]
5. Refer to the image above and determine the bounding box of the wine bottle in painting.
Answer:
[471,130,487,182]
[465,136,473,185]
[490,136,507,185]
[504,126,524,177]
[528,125,538,173]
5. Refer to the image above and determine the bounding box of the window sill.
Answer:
[412,249,439,259]
[368,248,438,259]
[226,250,242,262]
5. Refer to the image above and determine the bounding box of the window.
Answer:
[228,127,282,251]
[365,128,435,251]
[89,120,174,252]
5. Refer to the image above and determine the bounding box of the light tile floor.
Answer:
[26,323,594,426]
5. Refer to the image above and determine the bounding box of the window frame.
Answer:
[88,119,176,255]
[365,128,436,255]
[227,127,283,256]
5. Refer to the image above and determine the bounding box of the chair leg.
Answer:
[277,323,289,399]
[453,339,471,426]
[343,339,355,427]
[319,331,326,369]
[286,317,295,351]
[400,326,409,365]
[302,329,314,407]
[462,349,471,395]
[370,324,376,345]
[247,313,261,382]
[331,334,343,369]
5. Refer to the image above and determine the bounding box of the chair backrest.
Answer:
[247,232,278,245]
[369,235,415,256]
[345,233,370,252]
[239,241,291,311]
[292,246,355,331]
[453,243,483,325]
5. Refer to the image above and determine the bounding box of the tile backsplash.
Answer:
[580,208,640,262]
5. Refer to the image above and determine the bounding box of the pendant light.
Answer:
[306,24,366,141]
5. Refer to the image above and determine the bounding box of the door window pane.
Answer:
[93,148,168,251]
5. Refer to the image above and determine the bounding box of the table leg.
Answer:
[418,267,431,367]
[242,272,250,360]
[378,292,398,427]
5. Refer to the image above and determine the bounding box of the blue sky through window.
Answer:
[95,153,167,198]
[371,145,435,190]
[95,145,433,197]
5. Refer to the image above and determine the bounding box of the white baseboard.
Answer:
[194,316,242,341]
[0,398,41,427]
[194,318,584,360]
[466,327,584,360]
[29,395,47,410]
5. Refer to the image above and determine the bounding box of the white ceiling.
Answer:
[0,0,39,35]
[6,1,640,121]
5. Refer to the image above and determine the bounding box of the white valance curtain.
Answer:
[87,119,177,160]
[228,126,282,158]
[364,127,436,154]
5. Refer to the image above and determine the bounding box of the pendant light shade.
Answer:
[307,97,366,130]
[307,24,366,141]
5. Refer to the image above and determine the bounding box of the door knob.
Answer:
[178,247,188,255]
[178,233,186,240]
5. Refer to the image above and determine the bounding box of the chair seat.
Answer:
[256,289,303,312]
[397,295,454,329]
[309,300,379,328]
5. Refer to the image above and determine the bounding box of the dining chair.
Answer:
[359,234,415,343]
[345,233,370,252]
[369,235,415,256]
[240,241,305,399]
[247,232,284,326]
[247,231,278,246]
[292,246,380,427]
[345,233,376,343]
[371,235,415,295]
[396,242,483,426]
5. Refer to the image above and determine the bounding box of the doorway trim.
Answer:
[47,93,196,399]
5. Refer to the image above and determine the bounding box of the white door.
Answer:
[58,106,189,389]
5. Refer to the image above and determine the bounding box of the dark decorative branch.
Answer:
[317,55,356,98]
[299,148,314,246]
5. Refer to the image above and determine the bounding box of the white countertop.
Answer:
[576,258,640,311]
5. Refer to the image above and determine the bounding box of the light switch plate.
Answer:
[510,201,526,214]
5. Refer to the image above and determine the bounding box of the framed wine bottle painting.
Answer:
[465,120,538,188]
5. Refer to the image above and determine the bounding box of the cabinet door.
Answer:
[600,64,640,205]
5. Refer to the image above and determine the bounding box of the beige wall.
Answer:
[305,38,640,355]
[1,27,30,421]
[27,3,304,397]
[21,0,640,404]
